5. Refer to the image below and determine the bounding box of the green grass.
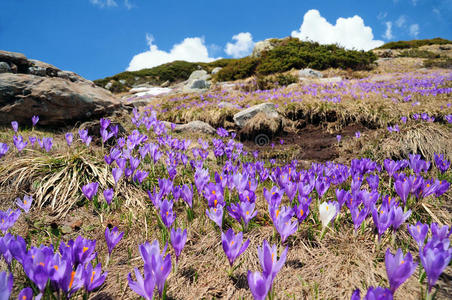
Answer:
[377,37,452,49]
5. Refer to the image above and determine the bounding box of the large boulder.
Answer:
[0,73,122,126]
[0,62,10,73]
[173,121,216,135]
[299,68,323,78]
[251,39,279,58]
[184,69,211,91]
[211,67,222,75]
[233,103,280,128]
[0,50,123,126]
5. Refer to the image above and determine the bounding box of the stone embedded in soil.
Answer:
[233,102,281,128]
[174,120,216,135]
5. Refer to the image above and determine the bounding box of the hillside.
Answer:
[94,37,378,93]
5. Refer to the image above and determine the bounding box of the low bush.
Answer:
[424,57,452,69]
[378,38,452,49]
[398,49,440,59]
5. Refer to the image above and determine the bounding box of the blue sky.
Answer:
[1,0,450,80]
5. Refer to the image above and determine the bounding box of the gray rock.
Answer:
[211,67,222,75]
[0,62,11,73]
[0,50,30,72]
[28,66,47,76]
[0,73,122,126]
[189,79,210,89]
[233,103,280,128]
[320,76,342,84]
[174,120,216,135]
[188,70,211,81]
[299,68,323,78]
[161,80,170,87]
[218,101,237,109]
[105,81,114,90]
[119,79,126,85]
[57,70,83,82]
[251,39,279,58]
[29,59,59,77]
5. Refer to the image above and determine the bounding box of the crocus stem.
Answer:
[105,253,110,268]
[320,226,327,240]
[425,289,432,300]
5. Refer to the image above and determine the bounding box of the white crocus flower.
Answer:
[319,202,336,228]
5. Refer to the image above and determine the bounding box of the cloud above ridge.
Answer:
[225,32,255,58]
[127,34,219,71]
[291,9,384,51]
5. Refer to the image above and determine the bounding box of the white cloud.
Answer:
[377,12,388,20]
[225,32,255,58]
[395,15,406,28]
[383,22,394,40]
[291,9,384,51]
[127,35,219,71]
[124,0,134,9]
[409,24,420,37]
[90,0,118,7]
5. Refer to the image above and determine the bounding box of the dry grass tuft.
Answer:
[0,148,113,217]
[240,112,284,140]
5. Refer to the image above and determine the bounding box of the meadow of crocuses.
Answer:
[0,69,451,299]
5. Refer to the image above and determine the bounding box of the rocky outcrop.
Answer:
[184,70,211,91]
[251,39,279,58]
[233,103,281,128]
[173,121,216,135]
[211,67,222,75]
[0,50,123,126]
[299,68,323,78]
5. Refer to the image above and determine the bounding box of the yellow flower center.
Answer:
[83,247,89,253]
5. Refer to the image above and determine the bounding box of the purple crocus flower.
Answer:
[139,240,172,297]
[350,206,369,232]
[103,188,114,205]
[65,133,73,147]
[42,137,53,152]
[337,135,342,143]
[16,195,33,213]
[60,263,84,295]
[355,131,361,138]
[258,239,287,284]
[385,248,417,294]
[294,197,311,223]
[29,136,36,147]
[372,207,392,240]
[31,115,39,126]
[133,170,149,184]
[434,153,450,174]
[99,118,111,130]
[84,263,107,292]
[227,201,257,230]
[128,268,156,300]
[407,222,429,248]
[105,226,124,255]
[315,177,330,199]
[247,271,272,300]
[170,227,188,262]
[420,239,452,293]
[430,223,452,242]
[11,121,18,132]
[0,143,9,159]
[18,287,33,300]
[221,228,250,267]
[0,209,21,233]
[273,207,298,243]
[160,199,176,229]
[181,184,193,208]
[394,179,411,205]
[361,287,393,299]
[13,135,28,152]
[0,272,13,299]
[82,182,99,201]
[112,167,123,186]
[390,206,411,231]
[206,205,223,229]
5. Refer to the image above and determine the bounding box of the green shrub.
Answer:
[256,38,377,74]
[214,57,260,81]
[378,38,452,49]
[423,57,452,69]
[398,49,440,59]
